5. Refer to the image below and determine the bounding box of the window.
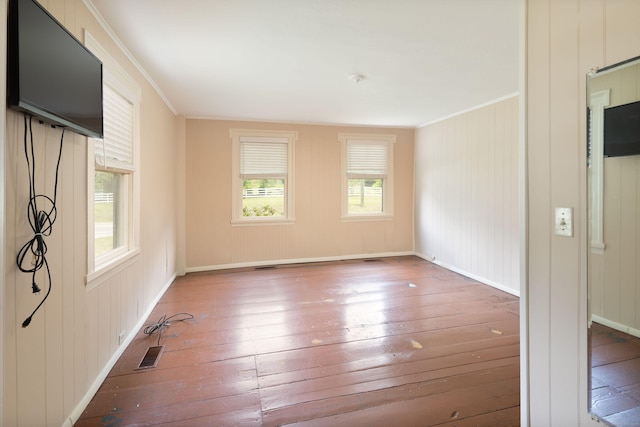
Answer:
[339,133,395,219]
[86,32,140,284]
[230,129,297,224]
[93,84,135,263]
[94,169,126,259]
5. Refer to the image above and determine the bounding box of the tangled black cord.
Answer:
[143,313,194,345]
[16,115,65,327]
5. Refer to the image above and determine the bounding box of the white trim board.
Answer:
[186,251,415,273]
[417,92,520,128]
[186,251,520,299]
[591,315,640,340]
[414,253,520,297]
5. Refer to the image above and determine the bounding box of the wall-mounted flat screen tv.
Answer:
[7,0,103,138]
[604,100,640,157]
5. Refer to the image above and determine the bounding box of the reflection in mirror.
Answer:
[588,56,640,426]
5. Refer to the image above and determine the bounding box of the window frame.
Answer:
[93,170,129,263]
[230,129,297,225]
[339,133,395,220]
[85,31,141,287]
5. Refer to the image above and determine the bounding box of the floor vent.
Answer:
[364,258,382,262]
[255,265,277,270]
[136,345,164,370]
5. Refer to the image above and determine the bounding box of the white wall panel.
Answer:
[414,96,520,295]
[525,0,640,424]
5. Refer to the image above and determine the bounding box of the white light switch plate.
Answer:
[555,207,573,237]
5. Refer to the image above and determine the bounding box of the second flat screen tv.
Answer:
[604,100,640,158]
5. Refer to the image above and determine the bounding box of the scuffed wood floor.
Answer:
[76,256,520,426]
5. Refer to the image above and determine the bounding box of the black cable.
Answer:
[143,312,194,345]
[16,114,65,327]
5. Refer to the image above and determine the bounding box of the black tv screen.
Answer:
[604,100,640,157]
[7,0,103,138]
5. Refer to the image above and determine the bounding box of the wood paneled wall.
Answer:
[414,96,520,295]
[2,1,180,426]
[184,120,415,270]
[525,0,640,425]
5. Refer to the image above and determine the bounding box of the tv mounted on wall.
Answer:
[7,0,103,138]
[604,100,640,158]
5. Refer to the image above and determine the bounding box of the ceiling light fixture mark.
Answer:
[349,74,366,83]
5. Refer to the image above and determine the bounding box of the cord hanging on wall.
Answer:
[16,114,65,327]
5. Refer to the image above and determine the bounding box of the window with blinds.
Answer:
[92,79,138,267]
[240,137,288,179]
[230,129,297,223]
[95,84,134,171]
[347,141,388,179]
[85,30,141,284]
[339,133,395,218]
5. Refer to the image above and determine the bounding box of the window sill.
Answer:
[231,217,296,226]
[86,248,141,291]
[341,214,394,222]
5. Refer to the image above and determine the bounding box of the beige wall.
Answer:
[2,1,179,425]
[526,0,640,425]
[414,96,520,295]
[185,119,414,270]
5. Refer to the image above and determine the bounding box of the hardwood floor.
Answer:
[590,322,640,425]
[76,256,520,426]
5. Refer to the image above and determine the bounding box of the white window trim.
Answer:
[85,30,141,288]
[339,133,395,221]
[589,89,610,254]
[230,129,297,225]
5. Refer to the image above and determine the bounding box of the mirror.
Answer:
[588,56,640,426]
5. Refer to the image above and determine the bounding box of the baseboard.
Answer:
[187,252,520,298]
[591,314,640,339]
[414,252,520,297]
[63,272,177,427]
[185,251,415,273]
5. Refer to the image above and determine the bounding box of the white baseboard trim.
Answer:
[187,251,520,297]
[414,252,520,297]
[591,314,640,339]
[62,272,177,427]
[185,251,416,273]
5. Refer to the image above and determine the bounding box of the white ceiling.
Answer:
[87,0,519,128]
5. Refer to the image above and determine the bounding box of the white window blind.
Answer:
[347,141,388,178]
[95,84,134,171]
[240,137,288,179]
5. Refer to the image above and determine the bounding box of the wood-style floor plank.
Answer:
[285,386,520,427]
[264,370,519,426]
[590,322,640,424]
[77,256,520,426]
